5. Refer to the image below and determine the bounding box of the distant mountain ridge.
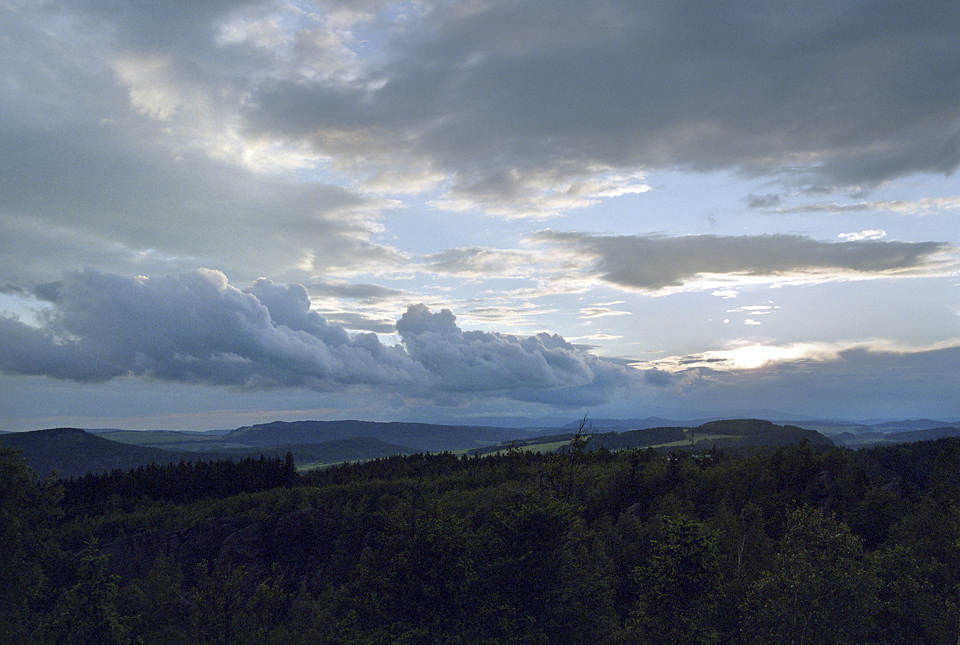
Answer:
[883,427,960,444]
[0,420,526,478]
[226,419,521,453]
[871,419,954,432]
[3,415,957,478]
[0,428,222,478]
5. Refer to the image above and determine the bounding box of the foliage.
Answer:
[62,453,298,515]
[741,506,878,644]
[0,448,61,641]
[6,436,960,643]
[41,541,134,645]
[627,514,721,644]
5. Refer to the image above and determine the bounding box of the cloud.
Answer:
[579,306,631,319]
[0,115,402,285]
[17,269,421,388]
[838,230,887,242]
[0,119,402,280]
[568,333,623,342]
[727,305,776,314]
[396,303,629,403]
[425,247,535,277]
[0,1,408,286]
[322,312,399,335]
[10,0,928,220]
[644,338,960,372]
[427,171,651,219]
[458,304,554,328]
[712,288,739,299]
[637,339,960,419]
[237,0,960,206]
[306,280,408,304]
[642,368,679,388]
[747,194,782,209]
[532,231,955,292]
[302,280,411,333]
[0,315,121,382]
[775,196,960,215]
[5,0,959,285]
[0,269,628,406]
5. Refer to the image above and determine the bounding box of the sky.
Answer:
[1,0,959,431]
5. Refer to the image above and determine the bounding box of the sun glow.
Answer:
[716,344,809,369]
[638,338,960,374]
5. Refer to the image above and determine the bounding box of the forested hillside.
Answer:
[2,435,959,643]
[0,428,224,478]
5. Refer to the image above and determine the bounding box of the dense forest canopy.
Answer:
[2,434,959,644]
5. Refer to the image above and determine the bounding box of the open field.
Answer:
[503,432,739,454]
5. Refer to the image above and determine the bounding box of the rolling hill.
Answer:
[0,428,222,478]
[6,415,956,479]
[224,419,522,453]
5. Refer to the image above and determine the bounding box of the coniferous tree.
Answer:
[41,541,134,645]
[0,448,61,641]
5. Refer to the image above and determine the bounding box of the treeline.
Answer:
[2,436,960,643]
[61,453,299,514]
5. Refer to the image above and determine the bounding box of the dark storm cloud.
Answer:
[6,0,958,278]
[533,231,952,291]
[239,0,960,205]
[0,270,628,405]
